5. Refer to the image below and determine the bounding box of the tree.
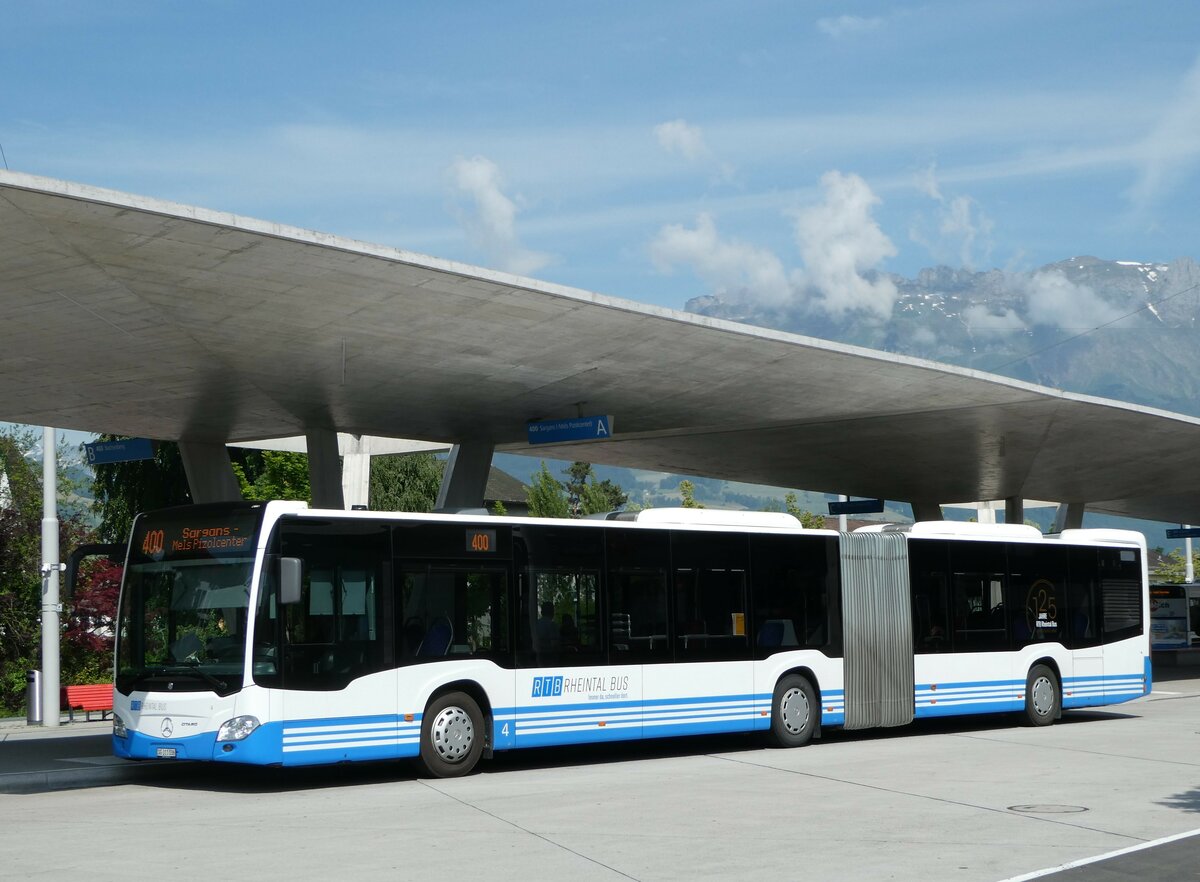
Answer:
[526,462,570,518]
[62,557,122,684]
[0,427,96,712]
[1153,549,1200,583]
[564,461,628,516]
[784,492,826,529]
[233,450,310,501]
[369,452,444,512]
[679,480,704,509]
[91,437,191,543]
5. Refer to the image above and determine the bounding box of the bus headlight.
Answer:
[113,714,128,739]
[216,715,260,742]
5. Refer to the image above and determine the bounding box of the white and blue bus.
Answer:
[112,501,1150,777]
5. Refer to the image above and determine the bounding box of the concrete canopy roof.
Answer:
[2,169,1199,524]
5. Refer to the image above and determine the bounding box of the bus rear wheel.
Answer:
[769,674,817,748]
[1023,664,1060,727]
[419,691,485,778]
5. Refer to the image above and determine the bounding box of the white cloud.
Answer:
[792,171,898,319]
[963,303,1026,337]
[1022,270,1124,330]
[654,119,710,161]
[649,213,792,305]
[448,156,549,276]
[1127,55,1200,212]
[817,15,885,38]
[910,163,994,269]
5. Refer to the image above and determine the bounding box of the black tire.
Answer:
[418,691,485,778]
[1023,664,1060,727]
[768,674,818,748]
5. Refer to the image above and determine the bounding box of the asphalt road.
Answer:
[4,671,1200,880]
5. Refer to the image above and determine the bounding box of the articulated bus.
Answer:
[112,501,1150,777]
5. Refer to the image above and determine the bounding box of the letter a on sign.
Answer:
[596,417,609,437]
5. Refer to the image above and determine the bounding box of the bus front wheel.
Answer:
[769,674,817,748]
[1023,664,1060,727]
[419,691,485,778]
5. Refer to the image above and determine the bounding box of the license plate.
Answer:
[156,747,177,759]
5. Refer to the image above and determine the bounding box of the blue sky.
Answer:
[5,0,1199,313]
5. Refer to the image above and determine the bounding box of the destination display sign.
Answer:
[1166,527,1200,539]
[828,498,885,515]
[131,509,261,562]
[527,415,613,445]
[85,437,155,465]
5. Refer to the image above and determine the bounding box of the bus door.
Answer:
[275,521,398,764]
[1066,547,1103,704]
[641,532,756,740]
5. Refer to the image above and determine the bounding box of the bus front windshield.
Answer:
[115,505,265,696]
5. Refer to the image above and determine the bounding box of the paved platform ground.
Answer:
[3,671,1200,880]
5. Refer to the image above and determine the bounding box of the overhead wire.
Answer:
[985,278,1200,375]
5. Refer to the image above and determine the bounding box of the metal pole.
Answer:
[838,494,848,532]
[1186,524,1195,584]
[41,427,60,727]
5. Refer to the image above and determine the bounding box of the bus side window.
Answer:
[1006,543,1066,648]
[908,539,950,654]
[277,520,391,690]
[949,541,1008,652]
[606,527,670,664]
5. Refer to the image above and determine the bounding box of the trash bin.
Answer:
[26,670,42,725]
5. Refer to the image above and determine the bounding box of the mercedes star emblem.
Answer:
[161,717,174,738]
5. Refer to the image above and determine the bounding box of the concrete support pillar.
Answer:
[1052,502,1085,533]
[342,435,371,509]
[306,428,345,510]
[435,441,495,512]
[1004,496,1024,526]
[976,502,998,524]
[911,501,943,523]
[179,441,242,503]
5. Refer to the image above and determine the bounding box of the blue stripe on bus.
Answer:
[140,667,1146,766]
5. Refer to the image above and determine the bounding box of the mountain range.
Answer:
[687,256,1200,417]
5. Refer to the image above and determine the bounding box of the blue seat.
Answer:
[417,617,453,657]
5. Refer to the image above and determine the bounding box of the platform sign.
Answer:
[1166,527,1200,539]
[828,498,885,515]
[527,415,613,445]
[85,438,155,465]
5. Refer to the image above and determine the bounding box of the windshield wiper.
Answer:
[175,660,231,693]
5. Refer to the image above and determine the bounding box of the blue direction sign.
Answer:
[1166,527,1200,539]
[828,498,885,516]
[84,438,156,465]
[527,415,614,445]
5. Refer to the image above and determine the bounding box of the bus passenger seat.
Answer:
[417,616,453,657]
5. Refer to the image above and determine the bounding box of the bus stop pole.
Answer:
[40,427,61,727]
[1187,525,1194,584]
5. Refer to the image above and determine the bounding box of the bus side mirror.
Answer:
[280,557,303,605]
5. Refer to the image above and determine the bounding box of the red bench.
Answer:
[60,684,113,722]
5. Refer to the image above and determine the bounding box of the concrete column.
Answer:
[342,435,371,509]
[306,428,345,510]
[1005,496,1024,526]
[179,441,242,503]
[976,502,998,524]
[435,441,494,512]
[1052,502,1085,533]
[911,501,943,523]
